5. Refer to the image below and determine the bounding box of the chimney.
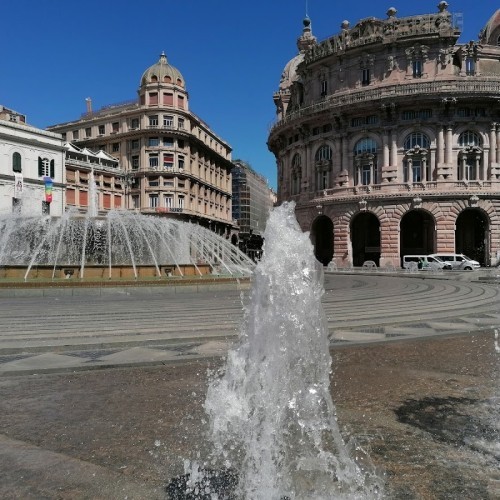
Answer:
[85,97,92,114]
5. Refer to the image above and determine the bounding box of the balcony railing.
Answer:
[270,78,500,133]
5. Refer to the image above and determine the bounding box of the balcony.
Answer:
[270,78,500,133]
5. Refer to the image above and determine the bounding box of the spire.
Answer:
[159,51,168,64]
[297,16,317,53]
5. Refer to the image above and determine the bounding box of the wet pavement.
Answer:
[0,273,499,498]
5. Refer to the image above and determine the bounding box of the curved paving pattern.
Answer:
[0,273,499,374]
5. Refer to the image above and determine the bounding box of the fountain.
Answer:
[169,202,384,499]
[0,171,255,281]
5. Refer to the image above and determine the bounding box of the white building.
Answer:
[0,106,65,216]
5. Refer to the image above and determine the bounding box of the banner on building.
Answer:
[43,176,53,203]
[14,173,23,198]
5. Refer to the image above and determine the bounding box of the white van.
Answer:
[428,253,480,271]
[402,255,451,270]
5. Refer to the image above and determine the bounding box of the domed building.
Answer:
[268,2,500,268]
[49,53,235,236]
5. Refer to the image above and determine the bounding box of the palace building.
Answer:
[49,53,235,236]
[268,2,500,267]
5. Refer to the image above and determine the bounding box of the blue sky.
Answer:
[1,1,494,189]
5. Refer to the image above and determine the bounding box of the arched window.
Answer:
[403,132,431,183]
[315,145,332,161]
[353,138,378,185]
[12,152,22,173]
[291,154,302,195]
[457,131,483,181]
[354,137,377,156]
[458,131,482,147]
[404,132,430,150]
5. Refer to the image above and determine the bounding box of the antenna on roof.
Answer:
[305,0,308,17]
[85,97,92,114]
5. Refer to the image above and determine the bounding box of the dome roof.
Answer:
[278,17,317,92]
[480,9,500,45]
[140,52,184,87]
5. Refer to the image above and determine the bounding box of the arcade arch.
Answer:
[311,215,334,266]
[351,212,381,266]
[400,210,436,264]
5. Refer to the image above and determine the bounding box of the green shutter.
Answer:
[12,152,21,172]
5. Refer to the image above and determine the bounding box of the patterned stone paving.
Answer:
[1,273,499,375]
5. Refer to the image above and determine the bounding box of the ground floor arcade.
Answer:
[296,197,500,268]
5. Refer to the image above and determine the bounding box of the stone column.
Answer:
[490,124,497,166]
[390,131,398,167]
[342,135,349,175]
[430,150,436,180]
[383,130,389,166]
[445,126,453,165]
[496,126,500,164]
[437,126,445,164]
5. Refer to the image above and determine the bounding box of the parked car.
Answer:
[402,255,451,270]
[428,253,480,270]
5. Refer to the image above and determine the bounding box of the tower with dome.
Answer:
[49,52,235,236]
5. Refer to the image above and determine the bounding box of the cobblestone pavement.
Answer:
[0,272,499,375]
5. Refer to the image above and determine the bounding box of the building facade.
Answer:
[268,3,500,267]
[49,53,234,236]
[0,106,65,216]
[231,159,276,259]
[64,143,126,214]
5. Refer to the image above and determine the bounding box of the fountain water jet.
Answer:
[0,185,254,280]
[180,202,384,499]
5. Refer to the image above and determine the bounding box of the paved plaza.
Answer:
[0,271,500,375]
[0,272,499,499]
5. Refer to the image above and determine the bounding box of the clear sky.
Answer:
[1,1,494,190]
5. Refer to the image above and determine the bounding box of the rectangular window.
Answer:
[163,153,174,169]
[351,117,364,127]
[361,165,371,185]
[312,127,320,135]
[163,115,174,127]
[412,60,422,78]
[85,127,92,138]
[177,95,185,109]
[112,143,120,152]
[362,68,370,85]
[164,195,173,208]
[178,155,185,170]
[72,130,79,140]
[149,115,159,127]
[149,177,159,187]
[320,79,327,96]
[149,195,159,208]
[112,122,119,133]
[466,57,475,76]
[148,137,160,147]
[98,125,105,135]
[149,92,158,105]
[178,196,184,209]
[132,195,140,209]
[178,118,185,130]
[66,189,75,205]
[103,193,111,209]
[163,137,174,147]
[178,139,185,148]
[130,118,140,129]
[366,115,379,124]
[412,161,422,182]
[131,156,139,169]
[149,154,159,168]
[131,139,140,150]
[163,93,174,106]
